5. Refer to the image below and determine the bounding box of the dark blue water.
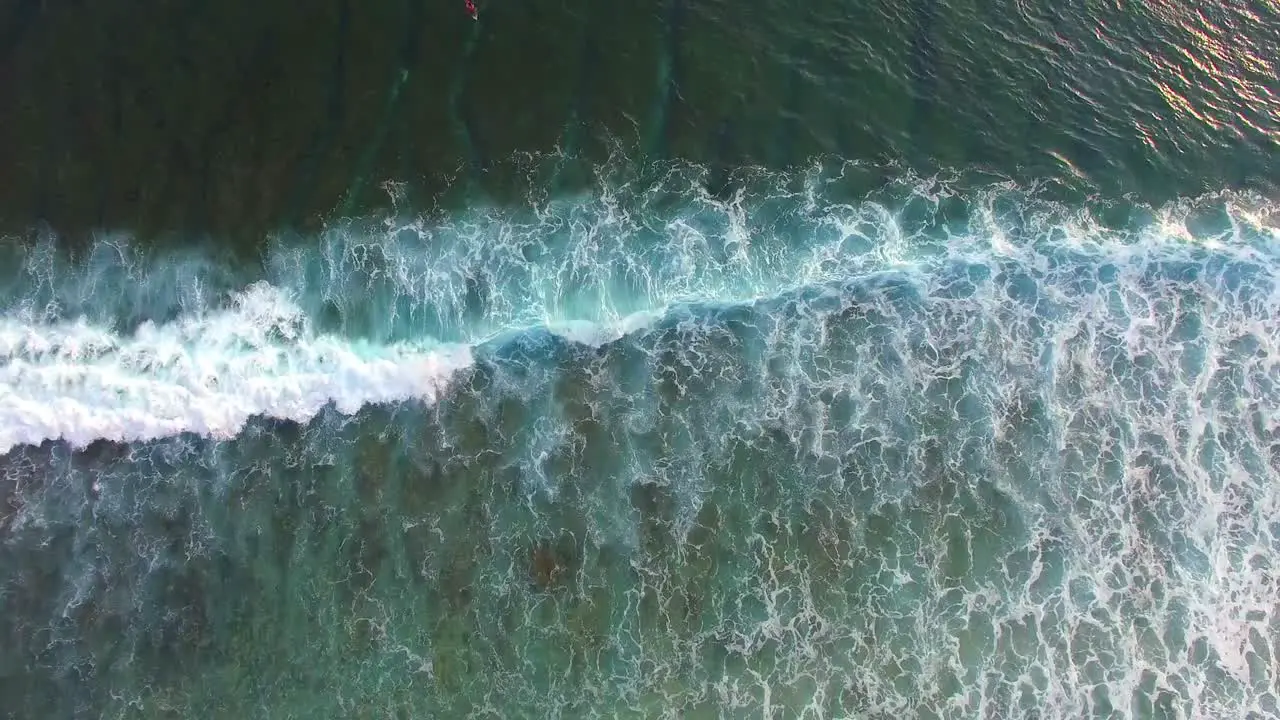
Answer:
[0,3,1278,718]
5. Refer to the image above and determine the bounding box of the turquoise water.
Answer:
[3,164,1278,718]
[2,2,1280,719]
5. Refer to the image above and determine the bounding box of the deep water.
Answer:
[1,1,1279,719]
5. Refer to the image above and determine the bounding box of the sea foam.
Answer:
[0,169,1275,459]
[0,282,472,453]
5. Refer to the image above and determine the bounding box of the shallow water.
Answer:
[2,163,1278,718]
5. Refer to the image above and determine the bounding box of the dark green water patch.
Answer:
[2,0,1278,249]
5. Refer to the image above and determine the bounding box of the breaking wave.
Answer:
[1,163,1278,718]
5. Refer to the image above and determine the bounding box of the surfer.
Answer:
[465,0,477,19]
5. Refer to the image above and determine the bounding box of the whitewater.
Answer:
[1,163,1278,718]
[3,166,1274,456]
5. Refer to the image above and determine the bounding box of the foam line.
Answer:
[0,170,1276,454]
[0,282,472,453]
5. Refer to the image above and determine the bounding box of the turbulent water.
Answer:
[1,161,1277,718]
[4,0,1280,716]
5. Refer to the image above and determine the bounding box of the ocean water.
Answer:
[2,2,1280,719]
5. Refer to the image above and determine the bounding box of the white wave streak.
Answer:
[0,282,473,453]
[2,178,1277,457]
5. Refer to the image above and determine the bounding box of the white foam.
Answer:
[0,282,473,453]
[1,174,1276,461]
[545,310,662,347]
[3,175,1280,718]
